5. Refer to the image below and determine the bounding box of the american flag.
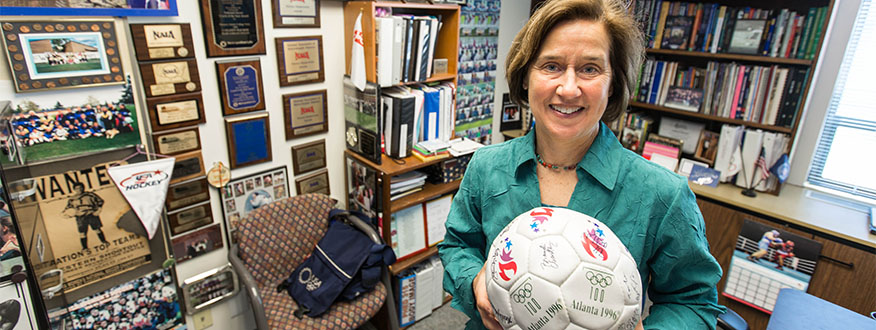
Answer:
[755,148,770,181]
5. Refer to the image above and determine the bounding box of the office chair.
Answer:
[717,308,749,330]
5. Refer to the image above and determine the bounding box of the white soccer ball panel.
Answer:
[487,231,531,291]
[562,217,620,270]
[608,305,642,330]
[561,264,627,330]
[508,326,523,330]
[515,207,570,240]
[615,254,643,306]
[527,236,580,285]
[508,275,570,330]
[564,323,588,330]
[487,278,515,329]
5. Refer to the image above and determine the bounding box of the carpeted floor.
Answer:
[407,302,470,329]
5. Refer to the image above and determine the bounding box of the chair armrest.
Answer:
[345,212,384,244]
[228,245,269,330]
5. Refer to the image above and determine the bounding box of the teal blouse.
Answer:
[437,123,725,329]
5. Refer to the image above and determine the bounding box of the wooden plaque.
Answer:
[130,23,195,61]
[216,58,266,116]
[282,89,328,139]
[145,92,206,132]
[138,59,201,97]
[167,201,213,236]
[275,36,324,86]
[271,0,321,28]
[295,168,329,195]
[200,0,267,57]
[170,150,207,185]
[166,177,211,212]
[151,127,202,156]
[225,113,272,169]
[291,139,326,175]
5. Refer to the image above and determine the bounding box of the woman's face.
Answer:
[526,19,612,143]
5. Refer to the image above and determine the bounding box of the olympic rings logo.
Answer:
[586,270,613,288]
[511,282,533,303]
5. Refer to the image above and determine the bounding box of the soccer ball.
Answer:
[485,207,642,330]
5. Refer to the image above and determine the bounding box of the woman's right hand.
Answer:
[473,264,502,330]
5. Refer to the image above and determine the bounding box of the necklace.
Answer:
[536,153,576,171]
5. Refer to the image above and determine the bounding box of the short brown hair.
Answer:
[505,0,644,122]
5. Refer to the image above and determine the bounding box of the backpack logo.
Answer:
[298,267,322,292]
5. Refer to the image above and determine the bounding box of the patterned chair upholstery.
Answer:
[228,193,387,330]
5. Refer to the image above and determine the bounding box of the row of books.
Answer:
[397,256,448,327]
[382,82,456,159]
[633,0,828,59]
[636,58,808,127]
[618,112,655,154]
[375,14,442,87]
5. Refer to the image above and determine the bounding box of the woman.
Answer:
[437,0,725,329]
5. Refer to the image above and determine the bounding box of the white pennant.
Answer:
[351,12,367,91]
[107,158,175,239]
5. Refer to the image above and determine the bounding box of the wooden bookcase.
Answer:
[623,0,836,195]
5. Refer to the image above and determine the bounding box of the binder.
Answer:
[414,17,432,82]
[383,91,417,158]
[391,16,406,85]
[376,17,394,87]
[422,87,441,141]
[399,16,415,82]
[406,18,420,82]
[426,17,439,78]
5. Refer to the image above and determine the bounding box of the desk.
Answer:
[767,288,875,329]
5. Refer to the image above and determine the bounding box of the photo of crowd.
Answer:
[49,269,184,330]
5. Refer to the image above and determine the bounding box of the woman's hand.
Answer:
[473,264,502,330]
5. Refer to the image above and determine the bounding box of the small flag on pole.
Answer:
[351,12,366,91]
[769,154,791,183]
[755,148,770,181]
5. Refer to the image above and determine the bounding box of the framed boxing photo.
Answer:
[225,113,272,169]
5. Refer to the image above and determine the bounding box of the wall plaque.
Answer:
[139,59,200,97]
[200,0,267,57]
[145,92,206,132]
[130,23,195,61]
[283,89,327,139]
[166,177,211,212]
[291,139,326,175]
[275,36,324,86]
[216,58,265,116]
[152,127,201,156]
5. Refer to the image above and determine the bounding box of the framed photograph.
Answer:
[275,36,325,86]
[181,264,239,314]
[0,281,39,330]
[145,92,207,132]
[171,223,224,263]
[291,139,326,175]
[499,93,521,131]
[167,201,213,236]
[2,20,125,93]
[661,16,694,50]
[200,0,266,57]
[225,113,272,169]
[728,19,767,55]
[346,156,380,219]
[130,23,195,61]
[170,150,206,185]
[220,166,289,244]
[166,177,211,212]
[1,1,179,16]
[139,59,201,97]
[283,89,328,139]
[272,0,320,28]
[152,127,201,156]
[216,58,266,116]
[663,87,704,112]
[694,130,720,166]
[295,168,329,195]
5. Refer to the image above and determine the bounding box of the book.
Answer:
[663,86,704,112]
[654,1,671,48]
[728,19,767,55]
[661,15,695,50]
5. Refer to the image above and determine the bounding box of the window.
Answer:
[807,0,876,202]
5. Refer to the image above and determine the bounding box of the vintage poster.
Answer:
[14,161,152,293]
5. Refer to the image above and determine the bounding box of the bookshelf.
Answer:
[624,0,836,194]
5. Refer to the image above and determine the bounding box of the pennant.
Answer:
[769,154,790,183]
[351,12,366,91]
[107,158,175,239]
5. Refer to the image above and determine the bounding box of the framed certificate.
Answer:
[275,36,324,86]
[145,93,206,132]
[216,58,265,116]
[225,113,272,169]
[138,59,201,97]
[200,0,266,57]
[272,0,320,28]
[130,23,195,61]
[295,168,329,195]
[166,177,211,212]
[283,90,328,139]
[152,127,202,156]
[167,201,213,236]
[291,139,326,175]
[170,150,207,185]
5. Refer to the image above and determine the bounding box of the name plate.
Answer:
[283,90,327,139]
[146,93,206,132]
[295,168,329,195]
[166,178,210,211]
[152,128,201,156]
[130,23,195,61]
[139,59,200,97]
[201,0,266,57]
[275,36,324,86]
[217,58,265,116]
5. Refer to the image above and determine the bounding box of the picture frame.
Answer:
[694,130,720,166]
[216,58,266,116]
[2,20,126,93]
[138,59,201,97]
[166,177,211,212]
[220,166,289,244]
[151,127,202,156]
[499,93,521,131]
[291,139,327,175]
[171,223,224,264]
[170,150,207,185]
[225,113,272,169]
[181,264,239,314]
[275,36,325,86]
[283,89,328,139]
[145,92,207,132]
[167,201,214,236]
[728,19,767,55]
[272,0,321,28]
[663,87,704,112]
[295,168,330,196]
[130,23,195,61]
[200,0,267,57]
[1,1,179,17]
